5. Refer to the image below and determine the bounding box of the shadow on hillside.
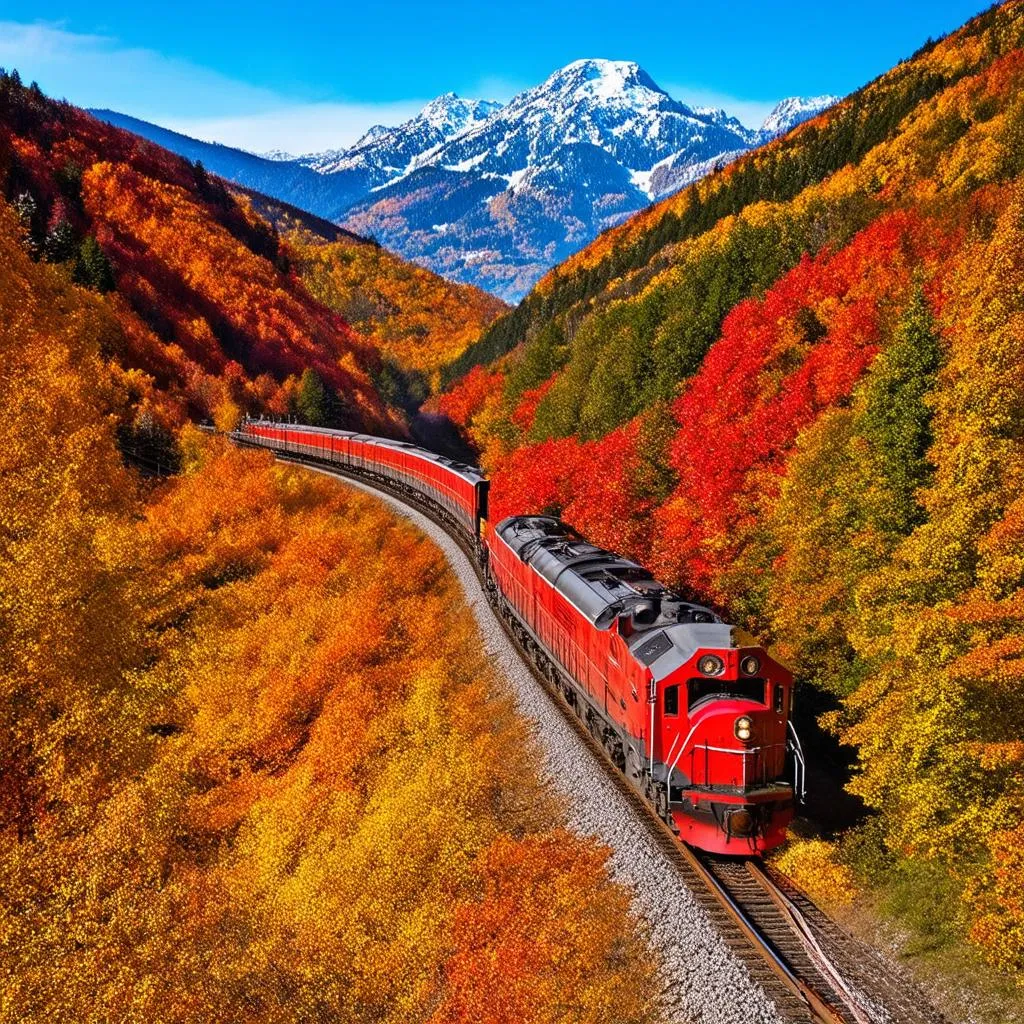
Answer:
[410,412,480,465]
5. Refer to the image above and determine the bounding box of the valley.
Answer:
[3,3,1024,1022]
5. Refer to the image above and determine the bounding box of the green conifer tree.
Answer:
[295,368,330,426]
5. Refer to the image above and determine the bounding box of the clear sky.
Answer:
[0,1,992,153]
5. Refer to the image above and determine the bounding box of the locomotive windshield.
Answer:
[687,676,765,710]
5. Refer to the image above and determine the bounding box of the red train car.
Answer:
[239,420,488,539]
[236,420,802,854]
[486,516,801,854]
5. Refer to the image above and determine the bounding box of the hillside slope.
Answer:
[0,73,516,440]
[437,0,1024,984]
[1,74,401,437]
[240,188,507,386]
[0,202,661,1019]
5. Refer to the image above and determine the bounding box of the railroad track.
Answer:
[249,442,949,1024]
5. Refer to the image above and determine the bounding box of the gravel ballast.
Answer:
[308,466,786,1024]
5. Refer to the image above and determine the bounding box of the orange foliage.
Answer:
[0,75,397,433]
[432,832,655,1024]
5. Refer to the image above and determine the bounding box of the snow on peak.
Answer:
[760,95,838,136]
[416,91,503,133]
[300,91,502,177]
[528,58,671,110]
[350,123,392,149]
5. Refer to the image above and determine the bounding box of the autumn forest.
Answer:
[4,0,1024,1020]
[437,0,1024,990]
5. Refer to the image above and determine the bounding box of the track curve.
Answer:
[252,445,950,1024]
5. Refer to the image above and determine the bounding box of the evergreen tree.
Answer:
[43,219,77,263]
[859,287,941,533]
[295,368,330,426]
[12,191,39,255]
[73,236,115,293]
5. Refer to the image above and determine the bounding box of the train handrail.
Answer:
[787,720,807,803]
[667,732,789,792]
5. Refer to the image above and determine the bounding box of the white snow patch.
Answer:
[445,151,488,173]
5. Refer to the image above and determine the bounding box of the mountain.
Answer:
[301,92,502,179]
[644,97,836,198]
[88,109,368,220]
[94,67,833,302]
[433,0,1024,985]
[338,60,769,300]
[759,94,838,136]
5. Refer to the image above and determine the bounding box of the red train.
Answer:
[238,419,804,854]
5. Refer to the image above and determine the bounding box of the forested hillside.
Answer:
[240,190,508,388]
[437,0,1024,978]
[0,70,405,440]
[0,196,660,1023]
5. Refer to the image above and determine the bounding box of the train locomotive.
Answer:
[237,419,805,855]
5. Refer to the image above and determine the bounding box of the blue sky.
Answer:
[0,1,991,153]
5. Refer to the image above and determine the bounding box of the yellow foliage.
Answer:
[289,232,506,384]
[773,839,857,911]
[212,397,241,433]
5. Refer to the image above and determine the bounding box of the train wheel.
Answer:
[654,785,670,822]
[605,736,625,771]
[561,679,576,709]
[625,748,645,793]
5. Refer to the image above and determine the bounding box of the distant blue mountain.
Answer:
[88,109,369,221]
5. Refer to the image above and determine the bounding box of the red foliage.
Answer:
[489,211,937,598]
[649,211,931,596]
[489,420,656,565]
[436,365,504,427]
[510,377,558,433]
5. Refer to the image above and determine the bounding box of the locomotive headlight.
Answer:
[740,654,761,676]
[728,808,755,836]
[698,654,725,676]
[734,715,753,742]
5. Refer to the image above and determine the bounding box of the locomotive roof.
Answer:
[495,516,738,679]
[248,420,487,485]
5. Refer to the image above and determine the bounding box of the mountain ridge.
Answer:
[91,63,835,301]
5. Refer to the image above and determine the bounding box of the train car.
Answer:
[238,420,489,540]
[485,515,802,854]
[235,420,802,854]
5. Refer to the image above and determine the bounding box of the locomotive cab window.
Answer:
[663,684,679,716]
[687,677,765,711]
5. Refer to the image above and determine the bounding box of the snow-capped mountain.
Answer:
[92,64,840,302]
[337,61,762,299]
[406,60,758,182]
[338,60,830,300]
[760,95,837,137]
[301,93,502,183]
